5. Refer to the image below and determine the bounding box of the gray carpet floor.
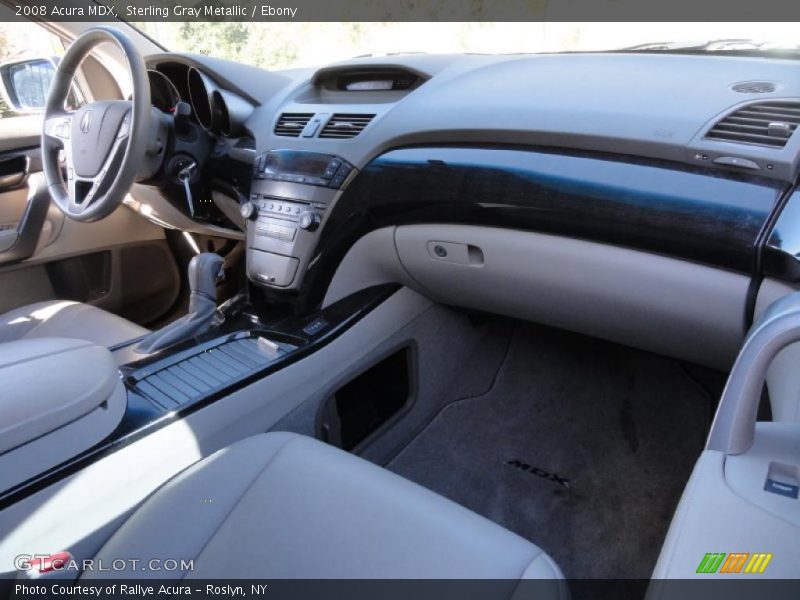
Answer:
[387,322,714,579]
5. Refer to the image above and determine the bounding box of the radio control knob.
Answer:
[240,201,258,220]
[298,210,321,231]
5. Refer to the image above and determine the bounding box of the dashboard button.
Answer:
[302,317,329,336]
[713,156,760,170]
[330,174,346,188]
[262,222,297,242]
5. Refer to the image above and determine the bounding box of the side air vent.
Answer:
[319,114,375,139]
[706,102,800,148]
[274,113,313,137]
[731,81,777,94]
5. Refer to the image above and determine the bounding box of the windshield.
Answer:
[133,22,800,70]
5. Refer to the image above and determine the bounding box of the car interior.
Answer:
[1,19,800,589]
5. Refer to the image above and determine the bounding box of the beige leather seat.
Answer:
[84,432,565,582]
[0,300,146,347]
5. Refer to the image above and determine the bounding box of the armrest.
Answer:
[0,337,121,454]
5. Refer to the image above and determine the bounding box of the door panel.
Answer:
[0,154,29,191]
[0,145,180,327]
[0,150,49,266]
[0,199,181,326]
[0,186,25,253]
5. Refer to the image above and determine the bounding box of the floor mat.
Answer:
[387,322,713,578]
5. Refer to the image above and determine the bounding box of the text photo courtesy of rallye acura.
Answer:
[14,584,264,596]
[0,2,798,599]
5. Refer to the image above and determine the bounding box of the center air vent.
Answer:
[319,114,375,139]
[731,81,777,94]
[706,102,800,148]
[274,113,313,137]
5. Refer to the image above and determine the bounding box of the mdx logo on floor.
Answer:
[504,459,570,488]
[696,552,773,574]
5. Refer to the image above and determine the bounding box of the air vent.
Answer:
[319,114,375,139]
[706,102,800,148]
[274,113,313,137]
[731,81,776,94]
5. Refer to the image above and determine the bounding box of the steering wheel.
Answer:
[41,27,151,222]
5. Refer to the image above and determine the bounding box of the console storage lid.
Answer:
[0,337,126,492]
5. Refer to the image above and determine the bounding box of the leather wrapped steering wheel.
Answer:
[41,27,151,222]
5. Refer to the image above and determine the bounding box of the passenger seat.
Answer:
[84,432,564,582]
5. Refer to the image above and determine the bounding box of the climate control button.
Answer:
[298,211,321,231]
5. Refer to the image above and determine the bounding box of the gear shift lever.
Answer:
[187,252,224,304]
[136,253,225,354]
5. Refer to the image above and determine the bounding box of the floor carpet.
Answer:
[387,322,715,579]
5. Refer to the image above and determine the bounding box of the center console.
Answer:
[0,283,398,509]
[242,150,356,290]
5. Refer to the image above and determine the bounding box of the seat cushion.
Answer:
[0,300,147,347]
[85,432,564,581]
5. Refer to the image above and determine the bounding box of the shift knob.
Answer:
[188,253,224,302]
[135,252,225,354]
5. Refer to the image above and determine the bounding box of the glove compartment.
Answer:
[394,223,747,370]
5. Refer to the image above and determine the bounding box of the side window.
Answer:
[0,21,83,120]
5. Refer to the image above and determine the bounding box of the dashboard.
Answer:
[133,50,800,318]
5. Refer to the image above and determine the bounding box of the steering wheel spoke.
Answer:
[65,181,87,216]
[116,110,131,141]
[66,131,128,215]
[43,113,72,144]
[65,170,93,216]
